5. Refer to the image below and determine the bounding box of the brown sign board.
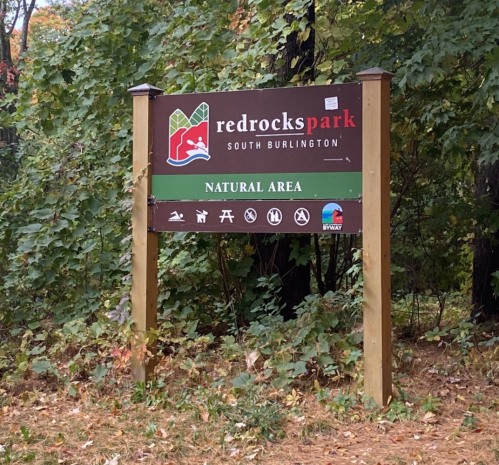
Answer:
[151,200,362,234]
[150,83,363,233]
[152,83,362,177]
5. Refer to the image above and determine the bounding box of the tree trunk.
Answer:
[252,1,315,320]
[252,234,311,320]
[0,1,13,68]
[0,0,36,180]
[472,161,499,320]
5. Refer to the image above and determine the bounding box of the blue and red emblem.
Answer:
[168,102,210,166]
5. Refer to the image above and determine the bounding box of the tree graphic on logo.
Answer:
[168,103,210,166]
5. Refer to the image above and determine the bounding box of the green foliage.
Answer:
[0,0,358,338]
[420,394,442,413]
[451,319,477,355]
[90,363,109,383]
[0,314,127,383]
[20,425,31,443]
[462,412,479,429]
[223,386,285,442]
[244,291,363,388]
[325,391,356,421]
[232,372,256,390]
[424,326,450,342]
[384,400,416,422]
[312,0,499,324]
[31,359,54,375]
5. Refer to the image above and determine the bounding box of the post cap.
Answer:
[128,83,163,96]
[357,67,395,81]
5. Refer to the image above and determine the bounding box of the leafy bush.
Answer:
[244,290,364,388]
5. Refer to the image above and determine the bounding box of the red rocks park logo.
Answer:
[168,102,210,166]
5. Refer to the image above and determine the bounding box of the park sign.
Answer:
[129,69,394,407]
[150,84,363,234]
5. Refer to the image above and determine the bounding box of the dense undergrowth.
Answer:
[2,291,499,409]
[3,289,499,463]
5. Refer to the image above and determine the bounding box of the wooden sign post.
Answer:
[128,84,163,382]
[357,68,394,406]
[128,71,394,405]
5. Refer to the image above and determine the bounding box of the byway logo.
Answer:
[168,102,210,166]
[322,202,343,231]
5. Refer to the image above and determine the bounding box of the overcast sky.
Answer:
[35,0,50,9]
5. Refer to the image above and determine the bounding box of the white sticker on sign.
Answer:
[325,97,338,110]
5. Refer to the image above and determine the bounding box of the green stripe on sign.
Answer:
[152,172,362,201]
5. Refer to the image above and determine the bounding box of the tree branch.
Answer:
[6,1,22,36]
[20,0,36,55]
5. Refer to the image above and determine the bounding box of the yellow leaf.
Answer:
[245,245,255,255]
[298,28,311,43]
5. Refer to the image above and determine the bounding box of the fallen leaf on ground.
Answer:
[422,412,438,424]
[104,455,120,465]
[246,349,260,370]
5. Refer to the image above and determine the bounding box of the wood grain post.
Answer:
[128,83,163,382]
[357,68,394,406]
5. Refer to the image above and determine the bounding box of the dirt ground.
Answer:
[1,344,499,465]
